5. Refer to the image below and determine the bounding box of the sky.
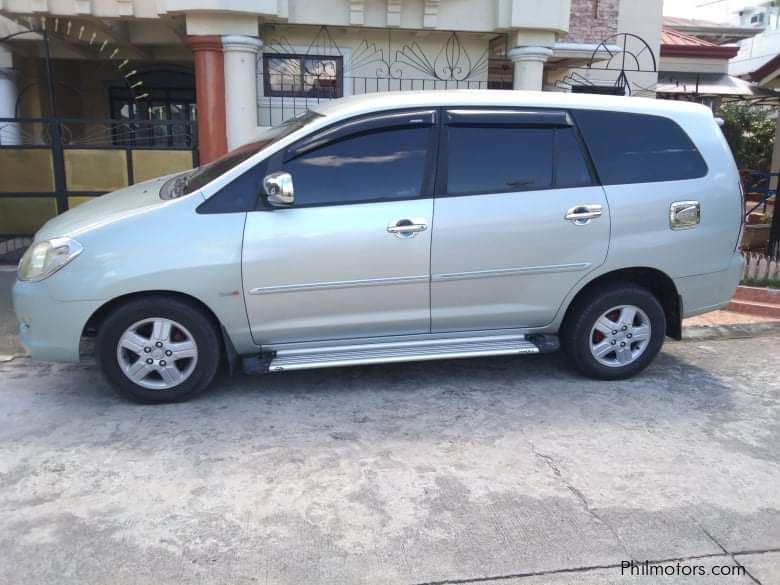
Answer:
[663,0,767,21]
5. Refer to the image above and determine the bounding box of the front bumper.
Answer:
[675,253,744,318]
[12,279,103,363]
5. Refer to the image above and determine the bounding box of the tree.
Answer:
[720,103,779,257]
[719,103,775,171]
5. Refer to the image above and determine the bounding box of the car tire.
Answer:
[561,284,666,380]
[96,297,221,403]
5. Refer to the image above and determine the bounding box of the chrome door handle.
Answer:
[387,218,428,238]
[565,204,603,225]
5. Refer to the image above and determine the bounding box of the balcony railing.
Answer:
[257,73,503,126]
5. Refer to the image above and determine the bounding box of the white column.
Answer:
[222,35,262,150]
[508,46,553,92]
[0,67,20,145]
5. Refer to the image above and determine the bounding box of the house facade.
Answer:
[0,0,662,246]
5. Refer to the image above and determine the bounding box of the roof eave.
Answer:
[660,45,740,59]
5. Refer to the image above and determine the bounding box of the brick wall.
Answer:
[563,0,619,44]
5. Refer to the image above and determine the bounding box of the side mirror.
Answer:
[263,171,294,207]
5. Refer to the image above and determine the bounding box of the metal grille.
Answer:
[257,74,502,126]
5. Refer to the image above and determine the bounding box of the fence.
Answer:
[257,73,499,126]
[0,117,198,244]
[741,170,779,258]
[742,170,776,216]
[742,252,780,287]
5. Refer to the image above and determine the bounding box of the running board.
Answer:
[242,334,557,374]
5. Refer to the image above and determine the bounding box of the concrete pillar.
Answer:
[222,35,262,150]
[0,68,20,145]
[509,47,552,91]
[186,35,228,163]
[508,46,553,91]
[0,44,20,145]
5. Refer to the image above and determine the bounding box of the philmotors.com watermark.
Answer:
[621,560,746,577]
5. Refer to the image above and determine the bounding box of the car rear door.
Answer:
[430,108,610,332]
[242,109,438,344]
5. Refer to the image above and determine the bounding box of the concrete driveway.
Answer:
[0,330,779,584]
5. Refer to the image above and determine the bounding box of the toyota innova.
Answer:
[13,90,744,402]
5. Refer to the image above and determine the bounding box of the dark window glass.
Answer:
[263,54,343,98]
[556,127,593,188]
[446,126,553,195]
[573,110,708,185]
[282,127,430,206]
[109,86,196,148]
[197,160,268,213]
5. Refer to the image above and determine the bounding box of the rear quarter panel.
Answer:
[600,108,741,279]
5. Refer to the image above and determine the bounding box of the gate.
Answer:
[0,117,198,261]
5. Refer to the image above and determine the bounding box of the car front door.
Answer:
[242,109,437,344]
[430,108,610,332]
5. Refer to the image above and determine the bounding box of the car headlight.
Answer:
[17,237,83,282]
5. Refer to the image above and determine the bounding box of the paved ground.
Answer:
[1,334,779,585]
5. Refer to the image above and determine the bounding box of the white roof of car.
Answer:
[311,89,712,120]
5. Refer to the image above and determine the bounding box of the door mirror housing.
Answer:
[263,171,294,207]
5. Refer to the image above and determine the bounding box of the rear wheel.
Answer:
[562,284,666,380]
[96,298,220,402]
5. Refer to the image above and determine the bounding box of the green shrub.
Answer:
[719,103,775,171]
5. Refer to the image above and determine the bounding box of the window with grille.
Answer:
[263,54,343,99]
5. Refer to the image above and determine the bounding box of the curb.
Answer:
[682,321,780,341]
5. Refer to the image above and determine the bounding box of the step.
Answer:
[733,285,780,305]
[263,334,544,373]
[727,299,780,320]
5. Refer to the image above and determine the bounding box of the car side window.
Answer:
[572,109,708,185]
[446,125,554,195]
[555,127,594,188]
[281,125,432,206]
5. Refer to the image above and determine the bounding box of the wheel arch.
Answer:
[82,290,239,371]
[562,267,682,340]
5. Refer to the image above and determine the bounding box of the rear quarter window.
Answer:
[572,110,708,185]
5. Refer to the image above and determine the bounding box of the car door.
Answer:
[430,108,610,332]
[242,109,437,344]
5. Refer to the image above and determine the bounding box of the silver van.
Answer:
[13,90,744,402]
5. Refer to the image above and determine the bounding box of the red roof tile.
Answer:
[661,28,718,47]
[661,28,740,58]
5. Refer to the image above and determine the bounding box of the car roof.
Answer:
[310,89,713,121]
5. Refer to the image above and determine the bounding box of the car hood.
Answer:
[36,174,192,241]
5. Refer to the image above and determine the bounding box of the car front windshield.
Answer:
[160,110,323,199]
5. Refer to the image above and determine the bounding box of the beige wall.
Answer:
[616,0,661,93]
[257,24,491,126]
[1,0,572,35]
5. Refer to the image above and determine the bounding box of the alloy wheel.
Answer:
[116,317,199,390]
[589,304,652,368]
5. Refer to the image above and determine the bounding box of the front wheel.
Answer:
[562,284,666,380]
[96,297,221,402]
